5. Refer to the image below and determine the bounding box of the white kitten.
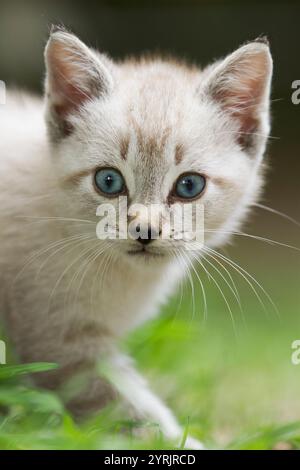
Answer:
[0,29,272,449]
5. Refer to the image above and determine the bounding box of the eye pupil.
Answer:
[105,175,113,186]
[184,178,194,191]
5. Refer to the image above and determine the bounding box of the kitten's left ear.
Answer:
[44,28,114,140]
[201,39,273,154]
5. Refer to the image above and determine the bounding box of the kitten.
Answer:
[0,28,272,449]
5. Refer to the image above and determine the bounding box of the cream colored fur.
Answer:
[0,30,272,449]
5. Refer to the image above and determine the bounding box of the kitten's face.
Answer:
[45,30,272,265]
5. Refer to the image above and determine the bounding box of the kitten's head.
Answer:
[44,29,272,265]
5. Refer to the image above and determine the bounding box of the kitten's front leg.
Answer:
[103,353,205,450]
[34,340,203,448]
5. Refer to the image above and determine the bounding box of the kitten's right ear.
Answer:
[44,28,113,140]
[200,40,272,155]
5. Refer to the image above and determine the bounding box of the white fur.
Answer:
[0,32,272,449]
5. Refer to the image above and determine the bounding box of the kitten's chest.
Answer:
[4,212,181,340]
[72,258,179,335]
[9,242,181,338]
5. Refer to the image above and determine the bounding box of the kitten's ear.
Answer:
[44,28,113,139]
[201,40,273,154]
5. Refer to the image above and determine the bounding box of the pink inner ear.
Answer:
[53,80,91,118]
[216,76,264,133]
[210,49,270,148]
[220,80,263,146]
[50,76,92,136]
[47,40,93,121]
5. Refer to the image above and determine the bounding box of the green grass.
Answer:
[1,256,300,450]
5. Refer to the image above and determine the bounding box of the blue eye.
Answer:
[94,168,125,196]
[175,173,206,200]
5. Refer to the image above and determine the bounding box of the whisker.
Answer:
[47,240,100,314]
[12,233,93,287]
[200,250,242,311]
[177,249,196,322]
[192,251,238,335]
[34,235,93,280]
[90,243,114,316]
[211,250,242,306]
[73,241,112,315]
[175,258,185,320]
[65,240,110,312]
[253,203,300,228]
[204,229,300,252]
[217,129,279,141]
[15,215,94,225]
[204,246,280,319]
[184,250,208,322]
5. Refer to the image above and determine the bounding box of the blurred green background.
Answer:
[0,0,299,449]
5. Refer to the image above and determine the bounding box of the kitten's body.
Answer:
[0,31,272,448]
[0,90,195,444]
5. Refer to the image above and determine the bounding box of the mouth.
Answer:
[126,248,165,259]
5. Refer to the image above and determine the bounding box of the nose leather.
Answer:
[136,226,160,245]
